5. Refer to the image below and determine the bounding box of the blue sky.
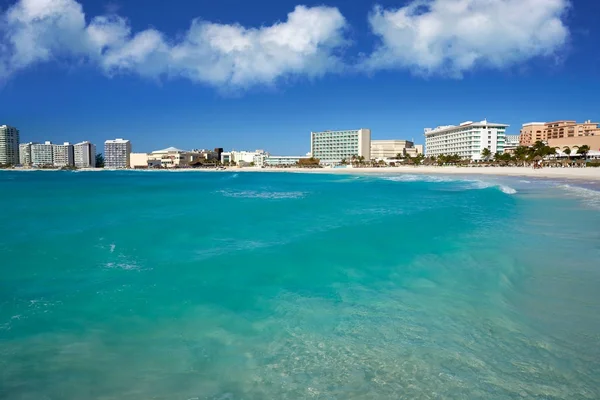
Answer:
[1,0,599,154]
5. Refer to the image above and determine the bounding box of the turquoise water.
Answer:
[1,171,599,399]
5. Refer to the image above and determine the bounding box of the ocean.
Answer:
[1,170,599,399]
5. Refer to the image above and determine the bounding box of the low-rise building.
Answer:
[503,135,520,154]
[31,141,54,166]
[371,140,419,159]
[221,150,268,166]
[149,147,193,168]
[74,141,96,168]
[130,153,150,169]
[265,156,308,167]
[53,142,74,167]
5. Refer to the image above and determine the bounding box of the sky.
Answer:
[1,0,599,154]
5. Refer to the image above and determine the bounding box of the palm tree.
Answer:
[563,146,571,160]
[574,145,591,160]
[481,148,492,161]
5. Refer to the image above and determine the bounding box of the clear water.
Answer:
[1,171,599,400]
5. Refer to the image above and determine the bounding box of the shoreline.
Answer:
[4,166,600,182]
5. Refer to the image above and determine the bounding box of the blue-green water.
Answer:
[1,171,600,399]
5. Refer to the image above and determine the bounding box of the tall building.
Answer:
[371,140,422,159]
[19,142,36,166]
[74,141,96,168]
[310,129,371,164]
[519,120,600,146]
[104,139,131,169]
[0,125,20,165]
[31,141,54,166]
[424,119,508,161]
[53,142,75,167]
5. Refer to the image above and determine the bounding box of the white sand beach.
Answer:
[9,166,600,181]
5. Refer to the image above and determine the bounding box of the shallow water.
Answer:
[1,171,599,399]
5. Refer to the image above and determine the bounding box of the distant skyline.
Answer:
[1,0,600,154]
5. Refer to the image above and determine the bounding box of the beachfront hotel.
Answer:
[519,120,600,150]
[74,141,96,168]
[19,142,36,165]
[0,125,20,165]
[104,139,131,169]
[424,119,508,161]
[53,143,75,167]
[31,142,54,166]
[310,129,371,164]
[371,140,423,159]
[265,155,309,166]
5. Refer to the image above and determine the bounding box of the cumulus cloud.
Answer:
[363,0,570,76]
[0,0,348,88]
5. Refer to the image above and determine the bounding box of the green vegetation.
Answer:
[95,153,105,168]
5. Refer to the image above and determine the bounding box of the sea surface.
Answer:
[1,170,599,400]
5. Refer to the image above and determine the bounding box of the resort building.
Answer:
[406,145,424,157]
[519,120,600,146]
[424,119,508,161]
[221,150,268,166]
[265,156,308,166]
[0,125,20,165]
[130,153,151,169]
[53,142,75,167]
[74,141,96,168]
[504,135,520,154]
[19,142,36,166]
[310,129,371,164]
[148,147,193,168]
[104,139,131,169]
[31,141,54,166]
[548,136,600,153]
[371,140,422,159]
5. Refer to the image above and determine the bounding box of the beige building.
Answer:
[549,135,600,152]
[149,147,195,168]
[130,153,150,169]
[371,140,422,159]
[520,120,600,146]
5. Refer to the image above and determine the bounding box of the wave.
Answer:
[217,190,306,199]
[558,184,600,209]
[469,181,518,194]
[381,175,517,194]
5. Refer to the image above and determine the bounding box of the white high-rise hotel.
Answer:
[424,119,508,161]
[0,125,20,165]
[310,129,371,164]
[74,141,96,168]
[104,139,131,168]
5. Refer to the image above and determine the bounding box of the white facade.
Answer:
[104,139,131,169]
[265,156,307,166]
[19,142,36,165]
[53,142,75,167]
[31,141,54,166]
[311,129,371,164]
[222,150,268,165]
[0,125,20,165]
[424,120,508,161]
[74,141,96,168]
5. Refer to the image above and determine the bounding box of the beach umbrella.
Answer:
[533,155,543,161]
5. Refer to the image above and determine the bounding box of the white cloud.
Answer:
[363,0,570,76]
[0,0,348,88]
